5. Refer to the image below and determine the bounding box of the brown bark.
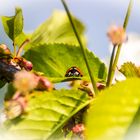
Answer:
[0,61,20,82]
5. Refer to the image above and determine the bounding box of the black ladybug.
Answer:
[65,66,83,77]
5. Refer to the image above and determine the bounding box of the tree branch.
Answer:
[0,61,20,82]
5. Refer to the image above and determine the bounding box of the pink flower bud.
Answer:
[22,60,33,71]
[72,123,85,134]
[0,44,11,55]
[37,76,53,91]
[107,25,127,45]
[96,82,105,90]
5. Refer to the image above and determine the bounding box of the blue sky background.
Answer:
[0,0,140,59]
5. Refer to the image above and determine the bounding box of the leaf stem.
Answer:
[61,0,98,94]
[107,0,133,86]
[16,39,30,57]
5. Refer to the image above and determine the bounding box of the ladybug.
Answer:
[65,66,83,77]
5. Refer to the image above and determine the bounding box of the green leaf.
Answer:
[119,62,140,78]
[1,7,23,42]
[30,10,86,47]
[4,83,16,101]
[86,78,140,140]
[2,89,90,140]
[14,8,24,40]
[0,80,6,88]
[24,43,107,80]
[123,0,133,30]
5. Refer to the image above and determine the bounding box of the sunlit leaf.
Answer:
[119,62,140,78]
[1,89,90,140]
[124,106,140,140]
[24,43,107,80]
[1,8,23,42]
[30,10,86,47]
[86,78,140,140]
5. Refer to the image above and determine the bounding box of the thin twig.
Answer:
[106,45,116,87]
[16,39,30,57]
[107,0,133,86]
[61,0,98,94]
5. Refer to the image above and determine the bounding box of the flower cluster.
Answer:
[0,43,54,120]
[0,44,33,71]
[12,57,33,71]
[14,70,53,93]
[3,70,54,120]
